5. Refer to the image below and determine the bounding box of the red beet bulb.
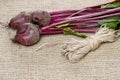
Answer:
[9,12,31,29]
[31,10,51,27]
[12,23,40,46]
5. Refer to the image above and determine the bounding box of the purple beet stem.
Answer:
[50,1,114,15]
[80,12,120,21]
[67,8,120,20]
[51,8,107,18]
[73,19,120,23]
[42,7,120,31]
[55,12,120,23]
[70,23,99,28]
[51,9,108,21]
[41,29,96,35]
[40,1,115,35]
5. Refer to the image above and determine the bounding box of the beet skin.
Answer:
[13,23,40,46]
[31,10,51,27]
[9,12,31,29]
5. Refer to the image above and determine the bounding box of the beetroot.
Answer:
[9,12,31,29]
[31,11,51,27]
[12,23,40,46]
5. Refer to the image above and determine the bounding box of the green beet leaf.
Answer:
[63,28,87,38]
[98,21,120,29]
[55,23,70,28]
[106,16,120,19]
[101,2,120,9]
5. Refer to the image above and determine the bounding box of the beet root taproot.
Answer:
[9,12,31,29]
[31,10,51,27]
[12,23,40,46]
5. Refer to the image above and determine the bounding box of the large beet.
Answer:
[9,12,31,29]
[12,23,40,46]
[31,11,51,27]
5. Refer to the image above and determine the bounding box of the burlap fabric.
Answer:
[0,0,120,80]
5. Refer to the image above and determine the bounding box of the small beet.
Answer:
[9,12,31,29]
[31,10,51,27]
[13,23,40,46]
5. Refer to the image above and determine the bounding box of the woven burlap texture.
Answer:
[0,0,120,80]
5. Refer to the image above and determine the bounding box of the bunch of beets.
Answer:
[9,0,120,46]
